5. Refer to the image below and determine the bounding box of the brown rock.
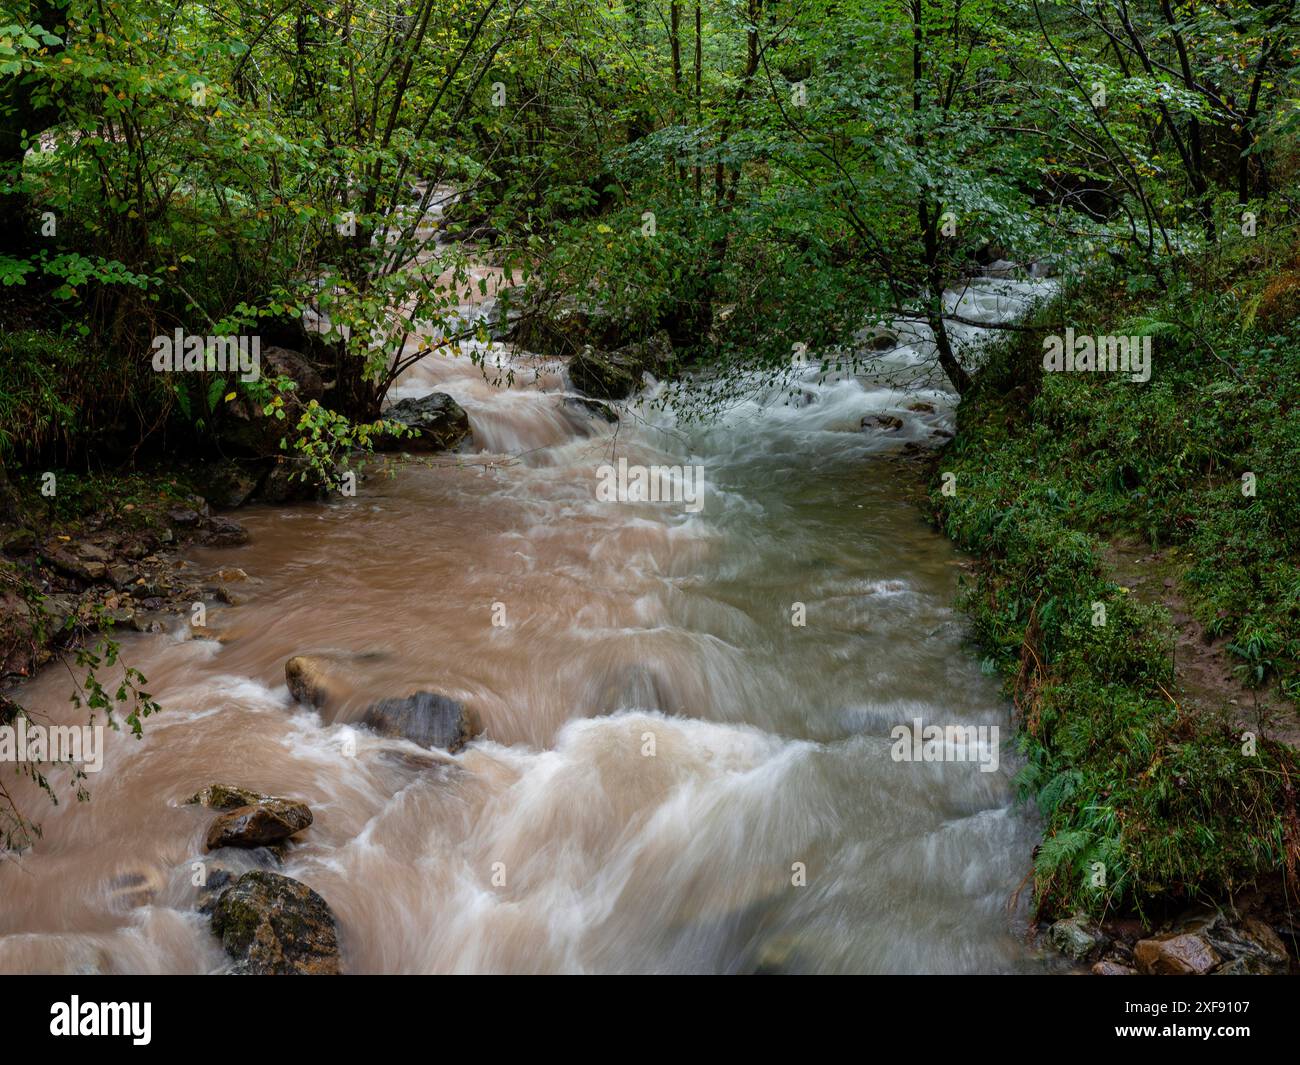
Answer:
[374,392,471,452]
[205,799,313,850]
[1243,917,1289,962]
[262,347,326,403]
[1174,908,1291,975]
[1092,960,1138,976]
[1134,933,1221,975]
[861,414,904,432]
[285,655,349,710]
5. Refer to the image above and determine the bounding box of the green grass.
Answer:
[933,236,1300,920]
[0,329,84,462]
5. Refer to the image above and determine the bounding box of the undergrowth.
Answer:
[934,232,1300,920]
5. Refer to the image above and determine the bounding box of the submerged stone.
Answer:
[361,691,478,753]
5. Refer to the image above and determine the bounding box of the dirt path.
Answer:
[1103,536,1300,748]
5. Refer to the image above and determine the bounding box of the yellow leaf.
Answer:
[224,392,237,403]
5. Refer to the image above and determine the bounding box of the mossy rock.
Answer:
[210,870,341,975]
[185,783,270,810]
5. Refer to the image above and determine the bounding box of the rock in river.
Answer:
[210,870,341,975]
[205,798,313,850]
[568,331,673,401]
[361,691,478,753]
[285,654,350,710]
[374,392,470,452]
[1048,914,1107,962]
[186,783,271,810]
[189,846,282,915]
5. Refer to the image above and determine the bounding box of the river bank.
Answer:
[929,247,1300,973]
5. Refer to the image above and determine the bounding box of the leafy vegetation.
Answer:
[935,225,1300,918]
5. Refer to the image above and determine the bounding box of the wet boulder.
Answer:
[262,346,326,404]
[1175,909,1290,975]
[569,331,673,400]
[374,392,471,452]
[285,654,350,711]
[861,414,904,432]
[186,783,272,810]
[201,515,249,547]
[210,870,341,975]
[485,284,527,341]
[497,287,650,357]
[505,294,598,356]
[187,846,282,915]
[1134,932,1221,975]
[565,396,619,426]
[192,459,261,509]
[361,691,478,753]
[216,346,324,458]
[43,545,108,582]
[205,798,313,850]
[569,345,636,400]
[1049,915,1108,962]
[284,649,394,711]
[438,206,498,245]
[254,456,329,505]
[865,325,899,351]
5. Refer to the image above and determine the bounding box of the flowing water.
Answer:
[0,272,1062,974]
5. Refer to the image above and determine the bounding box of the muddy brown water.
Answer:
[0,280,1062,974]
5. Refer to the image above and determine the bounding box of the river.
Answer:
[0,272,1063,974]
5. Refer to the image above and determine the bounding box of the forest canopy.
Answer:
[0,0,1295,456]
